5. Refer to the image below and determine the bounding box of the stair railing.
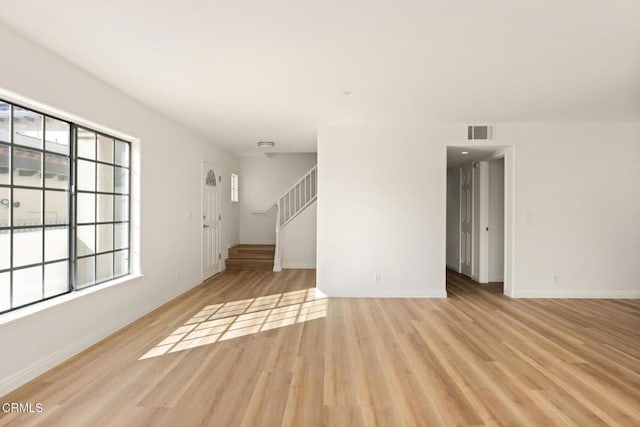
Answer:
[273,165,317,271]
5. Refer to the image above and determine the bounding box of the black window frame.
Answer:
[0,97,132,315]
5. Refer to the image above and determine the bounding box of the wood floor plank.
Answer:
[1,269,639,426]
[281,355,324,427]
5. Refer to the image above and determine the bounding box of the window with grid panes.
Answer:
[0,99,131,314]
[75,128,131,288]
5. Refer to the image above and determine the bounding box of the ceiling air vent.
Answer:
[467,125,494,141]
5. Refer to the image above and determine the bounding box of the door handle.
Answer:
[203,224,210,228]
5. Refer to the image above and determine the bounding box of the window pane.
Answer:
[0,144,9,184]
[77,128,95,159]
[0,101,10,143]
[97,163,113,193]
[13,147,42,187]
[77,160,95,191]
[77,193,95,223]
[97,135,114,163]
[114,141,129,167]
[97,194,113,222]
[0,187,9,227]
[44,261,68,298]
[13,265,42,307]
[97,224,113,253]
[13,188,42,226]
[13,107,43,149]
[45,190,68,225]
[114,167,128,194]
[44,153,69,189]
[114,250,128,277]
[0,272,9,312]
[13,228,42,267]
[114,195,128,222]
[45,227,68,262]
[114,223,128,249]
[0,230,8,270]
[77,225,95,256]
[76,256,94,289]
[96,253,113,282]
[231,174,239,202]
[45,117,70,155]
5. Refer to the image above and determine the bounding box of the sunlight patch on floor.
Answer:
[139,288,327,359]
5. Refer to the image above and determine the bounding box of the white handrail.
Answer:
[273,165,317,271]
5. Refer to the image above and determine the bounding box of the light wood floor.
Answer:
[1,269,639,426]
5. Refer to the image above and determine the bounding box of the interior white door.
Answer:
[460,164,474,277]
[202,163,220,279]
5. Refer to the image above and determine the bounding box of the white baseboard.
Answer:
[0,279,205,397]
[318,287,447,298]
[282,262,316,269]
[0,316,133,397]
[513,289,640,299]
[314,288,328,299]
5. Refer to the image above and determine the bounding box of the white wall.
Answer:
[0,24,240,396]
[445,167,459,271]
[317,123,640,299]
[239,153,316,244]
[317,125,449,298]
[280,200,316,269]
[489,157,505,282]
[501,124,640,297]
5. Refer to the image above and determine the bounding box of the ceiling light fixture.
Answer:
[257,141,275,148]
[461,151,469,155]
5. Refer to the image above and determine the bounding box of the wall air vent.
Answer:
[467,125,494,141]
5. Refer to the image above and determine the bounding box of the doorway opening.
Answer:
[445,145,513,296]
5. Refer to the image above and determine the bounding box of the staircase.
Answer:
[274,165,317,271]
[237,165,317,271]
[226,244,275,270]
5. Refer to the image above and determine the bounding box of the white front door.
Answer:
[202,163,220,279]
[460,164,474,277]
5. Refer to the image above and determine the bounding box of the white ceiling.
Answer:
[447,146,503,168]
[1,1,639,157]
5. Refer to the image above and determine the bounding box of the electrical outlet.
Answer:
[553,274,560,285]
[374,273,382,283]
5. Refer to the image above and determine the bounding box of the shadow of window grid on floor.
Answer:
[140,287,328,359]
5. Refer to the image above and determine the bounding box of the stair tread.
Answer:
[231,244,275,250]
[228,256,274,260]
[229,244,275,261]
[226,256,274,270]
